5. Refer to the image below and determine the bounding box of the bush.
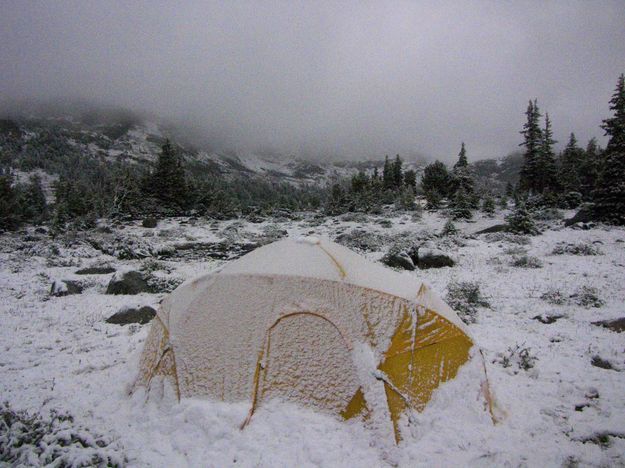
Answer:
[540,288,567,305]
[0,402,125,466]
[552,242,602,256]
[440,219,459,236]
[446,281,490,324]
[493,344,538,373]
[572,286,604,308]
[505,202,539,235]
[510,255,543,268]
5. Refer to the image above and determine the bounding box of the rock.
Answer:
[381,251,415,271]
[75,266,116,275]
[142,217,158,228]
[50,279,83,297]
[532,314,565,324]
[106,271,151,295]
[564,207,594,227]
[590,356,615,370]
[475,224,509,235]
[106,306,156,325]
[591,317,625,333]
[34,227,48,235]
[416,247,455,269]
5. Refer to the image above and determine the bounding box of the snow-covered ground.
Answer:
[1,209,624,467]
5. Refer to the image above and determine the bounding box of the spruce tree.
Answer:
[506,200,538,235]
[451,142,477,208]
[0,170,21,231]
[593,73,625,224]
[558,133,584,195]
[421,160,451,200]
[392,154,403,189]
[451,187,472,220]
[151,139,190,212]
[537,113,558,195]
[403,169,417,190]
[481,194,496,216]
[441,218,459,236]
[579,138,601,199]
[519,100,543,194]
[382,155,393,190]
[454,142,468,169]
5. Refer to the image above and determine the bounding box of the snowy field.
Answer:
[1,209,624,467]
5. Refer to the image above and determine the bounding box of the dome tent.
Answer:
[134,236,496,442]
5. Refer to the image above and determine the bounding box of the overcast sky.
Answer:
[1,1,624,161]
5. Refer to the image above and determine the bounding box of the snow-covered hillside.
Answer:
[1,208,623,466]
[1,116,425,187]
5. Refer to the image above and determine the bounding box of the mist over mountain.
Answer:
[2,2,624,161]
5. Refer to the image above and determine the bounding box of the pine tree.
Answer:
[0,170,21,231]
[451,142,477,208]
[20,175,48,223]
[519,100,543,194]
[593,73,625,224]
[506,200,539,235]
[481,194,496,216]
[403,169,417,190]
[392,154,403,189]
[558,133,584,195]
[421,161,450,198]
[579,138,601,199]
[441,218,459,236]
[453,142,468,169]
[451,187,472,220]
[150,139,190,212]
[382,155,393,190]
[537,113,558,195]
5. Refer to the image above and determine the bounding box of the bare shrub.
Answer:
[493,344,538,372]
[510,255,543,268]
[572,286,605,308]
[552,242,602,256]
[446,281,490,324]
[540,288,567,305]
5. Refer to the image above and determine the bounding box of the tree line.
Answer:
[1,73,624,230]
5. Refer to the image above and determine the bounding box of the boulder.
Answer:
[106,306,156,325]
[532,314,565,324]
[75,266,116,275]
[564,207,594,227]
[592,317,625,333]
[416,246,455,269]
[142,217,158,228]
[475,224,509,235]
[50,280,83,297]
[106,271,150,295]
[381,251,415,271]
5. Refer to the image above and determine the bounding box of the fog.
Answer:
[1,1,624,161]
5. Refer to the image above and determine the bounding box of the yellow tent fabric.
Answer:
[134,236,493,442]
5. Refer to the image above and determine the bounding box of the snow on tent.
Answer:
[134,236,497,442]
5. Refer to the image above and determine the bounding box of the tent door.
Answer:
[258,312,361,417]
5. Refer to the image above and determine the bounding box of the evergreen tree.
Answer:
[593,73,625,224]
[382,155,393,190]
[558,133,584,195]
[537,113,558,195]
[424,189,442,210]
[20,175,48,224]
[150,139,190,212]
[403,169,417,190]
[441,218,459,236]
[579,138,601,199]
[519,100,543,194]
[451,142,477,209]
[421,160,451,200]
[451,187,472,220]
[481,194,496,216]
[453,142,468,169]
[506,200,539,235]
[0,170,21,231]
[392,154,403,189]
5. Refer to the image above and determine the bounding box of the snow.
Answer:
[1,209,624,466]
